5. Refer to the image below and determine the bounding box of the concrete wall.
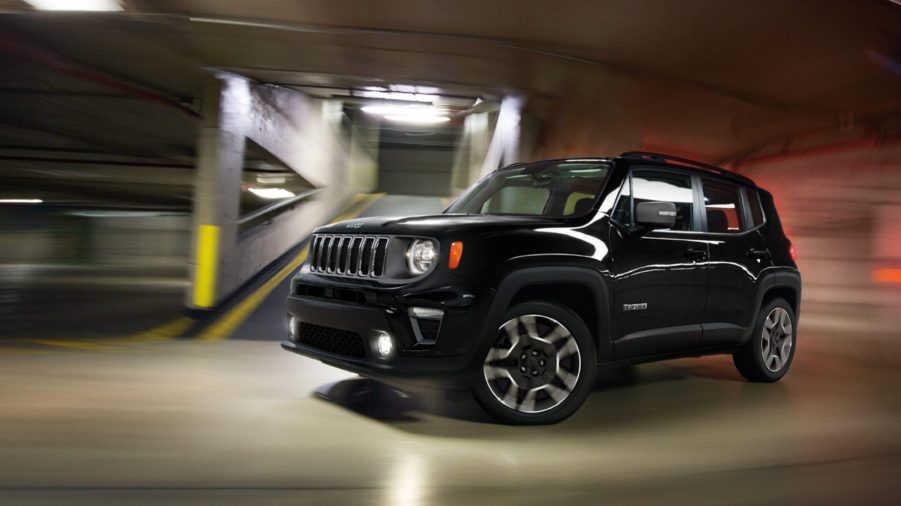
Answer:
[0,210,189,279]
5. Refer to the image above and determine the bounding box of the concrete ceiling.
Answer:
[0,0,898,162]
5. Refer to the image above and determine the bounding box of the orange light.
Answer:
[448,241,463,270]
[873,268,901,284]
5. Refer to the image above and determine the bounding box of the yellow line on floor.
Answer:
[196,193,385,342]
[0,315,197,353]
[27,339,122,351]
[119,316,197,343]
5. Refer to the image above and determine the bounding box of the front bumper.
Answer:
[282,294,483,388]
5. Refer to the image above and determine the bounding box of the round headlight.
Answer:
[406,239,437,275]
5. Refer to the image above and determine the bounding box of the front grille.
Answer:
[309,234,389,277]
[296,322,365,359]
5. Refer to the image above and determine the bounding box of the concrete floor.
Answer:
[2,195,899,504]
[1,337,899,505]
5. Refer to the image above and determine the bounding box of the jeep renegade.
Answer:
[283,152,801,425]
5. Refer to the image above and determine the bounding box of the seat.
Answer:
[572,197,595,216]
[706,209,729,233]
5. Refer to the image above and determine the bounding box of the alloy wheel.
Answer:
[482,314,582,414]
[761,307,793,373]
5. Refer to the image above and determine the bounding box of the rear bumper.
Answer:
[283,295,480,388]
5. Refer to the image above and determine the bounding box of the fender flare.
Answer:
[743,269,802,342]
[473,266,614,363]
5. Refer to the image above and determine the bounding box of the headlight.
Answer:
[406,239,437,275]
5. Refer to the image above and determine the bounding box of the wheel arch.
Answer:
[743,269,802,342]
[479,266,614,362]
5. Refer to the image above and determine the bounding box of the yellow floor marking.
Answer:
[119,316,197,343]
[0,316,197,353]
[196,193,385,342]
[28,339,122,351]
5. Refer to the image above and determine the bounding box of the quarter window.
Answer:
[613,169,696,231]
[701,179,745,233]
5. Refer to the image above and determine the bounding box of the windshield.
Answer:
[446,160,611,218]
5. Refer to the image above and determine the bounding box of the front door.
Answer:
[609,168,708,359]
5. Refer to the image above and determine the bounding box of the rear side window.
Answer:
[613,169,696,231]
[701,178,745,233]
[747,189,765,226]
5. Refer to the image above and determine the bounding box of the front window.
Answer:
[612,169,696,231]
[446,161,611,218]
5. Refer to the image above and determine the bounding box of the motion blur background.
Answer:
[0,1,899,505]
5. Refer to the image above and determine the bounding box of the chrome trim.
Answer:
[309,233,389,278]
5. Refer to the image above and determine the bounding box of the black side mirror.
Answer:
[635,201,677,229]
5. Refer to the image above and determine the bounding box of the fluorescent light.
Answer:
[248,187,294,199]
[383,115,450,124]
[362,103,450,124]
[0,199,42,204]
[24,0,123,11]
[256,174,286,184]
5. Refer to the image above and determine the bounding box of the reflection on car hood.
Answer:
[315,213,563,236]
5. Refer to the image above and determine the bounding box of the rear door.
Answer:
[698,178,773,346]
[609,168,708,359]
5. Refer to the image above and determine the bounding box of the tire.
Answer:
[471,301,597,425]
[733,297,796,382]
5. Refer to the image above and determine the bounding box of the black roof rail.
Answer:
[618,151,754,185]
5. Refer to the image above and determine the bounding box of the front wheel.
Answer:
[733,298,797,382]
[471,301,597,425]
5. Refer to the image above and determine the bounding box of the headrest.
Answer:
[707,209,729,233]
[573,197,595,216]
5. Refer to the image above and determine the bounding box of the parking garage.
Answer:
[1,1,900,504]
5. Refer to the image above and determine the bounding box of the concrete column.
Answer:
[480,95,523,177]
[187,75,250,309]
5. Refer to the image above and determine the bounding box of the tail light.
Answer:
[788,241,797,261]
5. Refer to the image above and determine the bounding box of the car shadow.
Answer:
[313,358,789,437]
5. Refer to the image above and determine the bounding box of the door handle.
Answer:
[683,247,708,261]
[746,248,769,259]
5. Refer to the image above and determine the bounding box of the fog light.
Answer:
[288,316,297,338]
[376,331,393,357]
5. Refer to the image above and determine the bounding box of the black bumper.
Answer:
[282,295,480,388]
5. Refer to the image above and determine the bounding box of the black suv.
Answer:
[283,152,801,424]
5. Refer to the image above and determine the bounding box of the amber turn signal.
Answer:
[448,241,463,270]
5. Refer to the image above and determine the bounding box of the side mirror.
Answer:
[635,201,677,229]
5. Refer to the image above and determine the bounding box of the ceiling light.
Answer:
[383,115,450,124]
[362,103,450,124]
[24,0,123,11]
[248,187,294,199]
[0,198,42,204]
[256,174,287,185]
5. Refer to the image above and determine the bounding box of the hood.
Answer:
[315,213,563,236]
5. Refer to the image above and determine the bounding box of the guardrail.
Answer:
[238,189,322,232]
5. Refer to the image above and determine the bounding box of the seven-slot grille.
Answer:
[309,234,389,277]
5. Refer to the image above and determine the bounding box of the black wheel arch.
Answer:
[742,269,802,342]
[476,263,614,363]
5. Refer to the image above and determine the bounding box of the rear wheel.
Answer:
[733,298,796,382]
[471,301,597,425]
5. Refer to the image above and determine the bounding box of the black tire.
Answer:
[733,297,797,382]
[471,301,597,425]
